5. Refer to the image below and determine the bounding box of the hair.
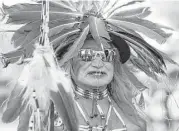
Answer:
[58,38,147,130]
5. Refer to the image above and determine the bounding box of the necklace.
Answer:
[75,86,109,118]
[74,86,127,131]
[74,86,109,100]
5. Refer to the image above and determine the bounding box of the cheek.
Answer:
[72,59,89,77]
[105,62,114,76]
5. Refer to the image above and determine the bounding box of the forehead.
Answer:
[81,39,111,50]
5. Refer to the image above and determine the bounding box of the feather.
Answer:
[49,21,80,37]
[130,57,159,81]
[6,11,82,24]
[108,22,144,39]
[88,16,110,48]
[104,0,144,18]
[110,7,151,19]
[107,18,171,44]
[3,1,75,14]
[97,0,109,14]
[2,64,30,123]
[2,49,25,65]
[123,64,148,91]
[12,34,28,48]
[49,1,77,12]
[51,28,80,49]
[23,44,78,131]
[59,25,89,65]
[19,29,40,48]
[17,106,32,131]
[156,50,179,66]
[49,83,78,131]
[108,1,149,18]
[102,0,118,15]
[109,30,167,75]
[12,18,76,47]
[54,34,80,56]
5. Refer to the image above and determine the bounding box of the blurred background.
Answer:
[0,0,179,131]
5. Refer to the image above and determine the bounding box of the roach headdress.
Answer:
[0,0,177,131]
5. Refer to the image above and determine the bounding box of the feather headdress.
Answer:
[0,0,178,131]
[0,0,177,76]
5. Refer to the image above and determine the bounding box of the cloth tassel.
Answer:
[138,92,145,110]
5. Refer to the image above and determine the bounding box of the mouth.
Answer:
[87,71,107,78]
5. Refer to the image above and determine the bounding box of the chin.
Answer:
[85,78,112,87]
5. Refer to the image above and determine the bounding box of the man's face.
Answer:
[71,39,114,88]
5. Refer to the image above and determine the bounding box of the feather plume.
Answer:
[21,44,78,131]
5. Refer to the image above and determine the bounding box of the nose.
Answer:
[91,57,104,68]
